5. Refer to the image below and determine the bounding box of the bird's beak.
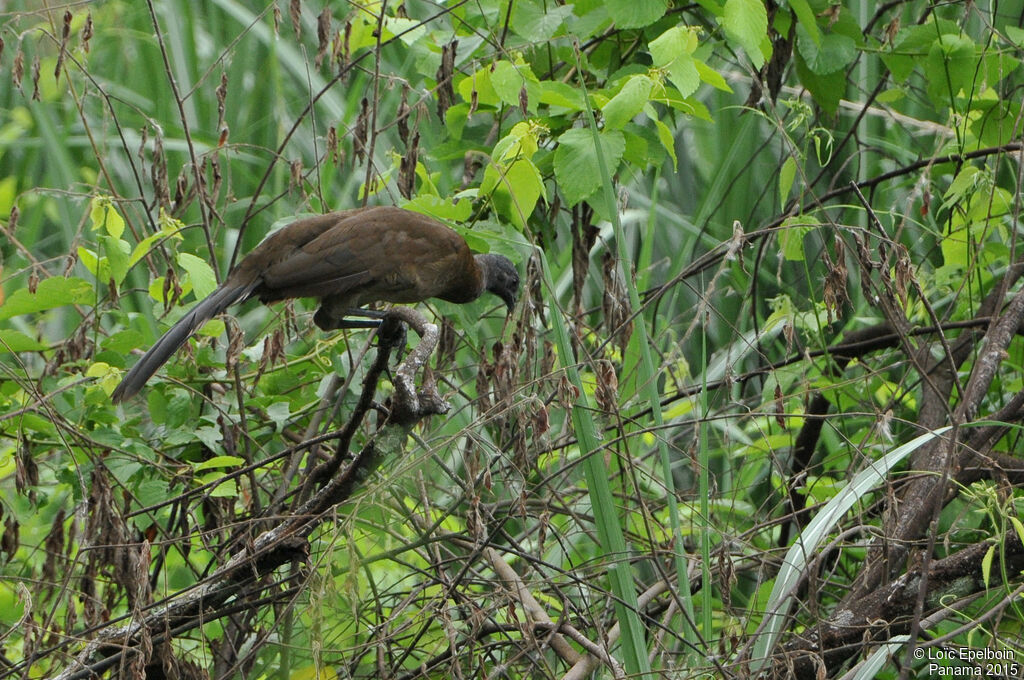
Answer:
[502,291,517,315]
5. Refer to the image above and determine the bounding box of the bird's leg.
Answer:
[377,317,408,357]
[313,305,383,330]
[344,308,407,354]
[314,305,408,355]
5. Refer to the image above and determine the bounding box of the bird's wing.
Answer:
[259,241,371,292]
[255,207,471,304]
[252,212,380,301]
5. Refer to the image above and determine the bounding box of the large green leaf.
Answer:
[925,33,978,109]
[603,75,655,129]
[510,0,573,41]
[0,330,47,353]
[721,0,767,69]
[607,0,667,29]
[796,24,857,75]
[554,128,626,206]
[177,253,218,299]
[0,277,93,321]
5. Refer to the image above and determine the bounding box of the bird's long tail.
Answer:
[111,280,255,403]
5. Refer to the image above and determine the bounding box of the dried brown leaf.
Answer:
[12,47,24,89]
[216,71,229,126]
[353,97,369,163]
[151,134,169,208]
[594,359,619,414]
[290,158,304,196]
[31,52,41,100]
[397,86,411,145]
[2,515,18,561]
[436,40,457,121]
[398,132,419,199]
[54,10,72,83]
[80,12,94,52]
[315,8,331,68]
[290,0,302,39]
[326,125,338,163]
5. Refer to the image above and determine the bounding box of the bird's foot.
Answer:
[378,316,408,362]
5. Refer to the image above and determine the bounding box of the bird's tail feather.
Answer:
[111,281,254,403]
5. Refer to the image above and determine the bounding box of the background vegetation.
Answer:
[2,0,1024,678]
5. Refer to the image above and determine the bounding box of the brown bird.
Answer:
[111,206,520,402]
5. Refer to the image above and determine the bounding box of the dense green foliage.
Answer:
[2,1,1024,678]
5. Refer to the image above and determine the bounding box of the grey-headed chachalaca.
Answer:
[111,206,519,402]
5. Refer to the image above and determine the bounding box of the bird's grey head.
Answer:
[476,253,520,314]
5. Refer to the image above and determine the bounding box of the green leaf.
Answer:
[129,209,185,270]
[444,102,470,139]
[603,75,654,129]
[779,215,813,261]
[0,330,47,353]
[102,235,131,286]
[0,176,17,218]
[779,156,797,208]
[535,250,653,676]
[78,247,103,279]
[129,232,163,270]
[194,426,224,452]
[925,33,978,109]
[0,277,93,320]
[492,121,540,162]
[1011,517,1024,552]
[193,455,245,472]
[796,24,857,74]
[876,88,904,104]
[621,127,651,167]
[538,81,587,111]
[695,58,732,92]
[480,122,546,228]
[404,195,473,222]
[652,115,678,170]
[177,253,218,299]
[940,166,982,212]
[148,276,167,304]
[102,329,145,355]
[89,196,125,239]
[794,48,843,114]
[197,318,226,338]
[665,55,700,99]
[382,16,426,45]
[481,157,545,229]
[881,21,956,82]
[510,0,573,41]
[648,27,703,97]
[649,26,697,66]
[198,472,237,498]
[607,0,667,29]
[721,0,768,69]
[981,543,995,589]
[787,0,820,46]
[554,128,626,207]
[1007,26,1024,48]
[86,361,122,395]
[567,0,611,40]
[490,60,541,113]
[266,401,290,431]
[456,67,500,109]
